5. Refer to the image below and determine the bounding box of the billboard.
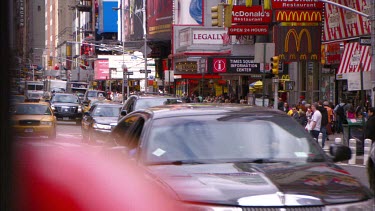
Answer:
[98,0,118,34]
[174,0,203,25]
[274,26,321,62]
[323,0,372,41]
[147,0,173,40]
[94,59,109,80]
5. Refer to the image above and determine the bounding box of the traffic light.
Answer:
[48,59,52,66]
[211,4,223,27]
[270,56,279,75]
[223,4,233,27]
[263,0,271,9]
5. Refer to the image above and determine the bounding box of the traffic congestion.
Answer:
[4,0,375,210]
[8,87,375,210]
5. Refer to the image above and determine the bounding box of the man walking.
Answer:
[309,103,322,140]
[317,101,329,148]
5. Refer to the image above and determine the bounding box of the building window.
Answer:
[38,6,41,11]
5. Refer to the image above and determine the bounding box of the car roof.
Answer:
[53,93,78,96]
[139,104,286,119]
[130,94,179,99]
[94,102,122,106]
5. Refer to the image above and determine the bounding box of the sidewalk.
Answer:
[323,132,366,166]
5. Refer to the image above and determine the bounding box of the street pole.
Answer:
[262,43,266,107]
[143,0,148,93]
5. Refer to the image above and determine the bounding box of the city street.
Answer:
[12,122,372,190]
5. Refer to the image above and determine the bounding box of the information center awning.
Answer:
[337,42,371,74]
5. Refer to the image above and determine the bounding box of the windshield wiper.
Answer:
[149,160,208,166]
[235,159,290,164]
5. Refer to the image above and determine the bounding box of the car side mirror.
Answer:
[120,110,127,116]
[329,144,351,162]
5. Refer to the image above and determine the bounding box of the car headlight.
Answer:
[181,204,241,211]
[92,123,111,130]
[325,199,374,211]
[78,105,82,113]
[40,121,53,126]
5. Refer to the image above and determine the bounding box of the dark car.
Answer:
[50,93,83,125]
[81,102,122,144]
[118,94,181,119]
[110,104,374,210]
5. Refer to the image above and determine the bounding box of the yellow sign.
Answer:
[276,10,322,22]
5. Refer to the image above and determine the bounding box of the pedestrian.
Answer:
[308,103,322,140]
[365,107,375,143]
[289,105,299,120]
[317,101,329,148]
[346,105,356,119]
[324,101,333,136]
[277,97,284,111]
[334,100,347,133]
[366,108,375,193]
[282,102,290,113]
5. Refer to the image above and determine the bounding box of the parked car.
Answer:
[50,93,83,125]
[118,94,181,119]
[81,102,122,144]
[10,101,57,139]
[109,104,374,210]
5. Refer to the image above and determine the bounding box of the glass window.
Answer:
[144,115,325,164]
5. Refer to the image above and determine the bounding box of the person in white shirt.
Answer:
[309,103,322,140]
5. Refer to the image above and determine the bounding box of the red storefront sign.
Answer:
[272,0,324,9]
[275,10,322,22]
[231,6,272,23]
[228,25,268,35]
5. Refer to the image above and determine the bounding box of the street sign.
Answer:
[140,69,151,73]
[359,37,371,46]
[284,80,295,91]
[126,72,133,75]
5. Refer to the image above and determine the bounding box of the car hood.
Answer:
[147,162,372,206]
[13,115,55,122]
[93,116,118,125]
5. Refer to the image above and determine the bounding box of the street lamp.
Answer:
[113,5,128,102]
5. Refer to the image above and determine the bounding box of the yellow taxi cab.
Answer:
[10,101,57,139]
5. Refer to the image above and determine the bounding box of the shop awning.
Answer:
[337,42,371,74]
[175,74,222,79]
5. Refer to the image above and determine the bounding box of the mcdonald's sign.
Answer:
[274,26,321,62]
[276,10,322,22]
[272,0,323,9]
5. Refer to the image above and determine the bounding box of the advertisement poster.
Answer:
[174,0,203,25]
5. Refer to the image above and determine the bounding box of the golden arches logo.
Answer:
[276,11,322,22]
[281,75,290,80]
[284,28,312,53]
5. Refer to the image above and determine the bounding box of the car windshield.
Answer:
[144,114,326,165]
[52,95,79,103]
[88,91,106,98]
[10,95,26,103]
[92,106,121,117]
[135,98,179,110]
[13,104,52,115]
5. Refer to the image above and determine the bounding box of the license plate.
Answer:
[24,128,33,133]
[63,117,70,120]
